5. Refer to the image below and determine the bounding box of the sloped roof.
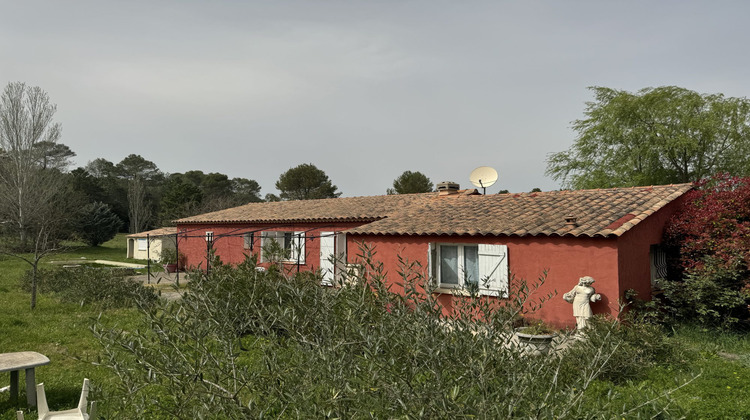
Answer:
[175,193,437,224]
[127,227,177,238]
[348,183,692,237]
[176,184,693,238]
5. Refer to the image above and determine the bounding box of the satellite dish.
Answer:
[469,166,498,194]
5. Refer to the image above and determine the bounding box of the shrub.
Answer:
[657,258,750,327]
[561,315,678,384]
[92,245,684,419]
[21,266,157,309]
[158,247,187,269]
[661,174,750,326]
[74,201,123,247]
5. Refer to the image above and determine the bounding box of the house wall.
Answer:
[347,234,620,328]
[177,222,363,272]
[177,199,685,329]
[615,197,686,301]
[127,237,174,261]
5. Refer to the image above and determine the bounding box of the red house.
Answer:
[175,183,692,327]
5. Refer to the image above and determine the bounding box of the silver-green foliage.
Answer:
[21,266,157,309]
[93,246,684,419]
[547,86,750,189]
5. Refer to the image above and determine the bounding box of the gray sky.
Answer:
[2,1,749,197]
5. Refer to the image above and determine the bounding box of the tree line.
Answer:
[74,155,265,234]
[0,82,440,250]
[71,157,435,236]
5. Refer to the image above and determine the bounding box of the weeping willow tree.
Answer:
[546,86,750,189]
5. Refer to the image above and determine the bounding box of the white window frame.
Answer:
[436,243,479,288]
[137,238,147,251]
[429,243,508,297]
[260,231,305,264]
[243,232,254,250]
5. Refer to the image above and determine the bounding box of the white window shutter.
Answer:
[320,232,335,285]
[478,244,508,296]
[260,231,274,263]
[294,231,305,264]
[427,243,436,285]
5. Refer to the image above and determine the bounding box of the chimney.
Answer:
[437,181,460,195]
[565,215,578,227]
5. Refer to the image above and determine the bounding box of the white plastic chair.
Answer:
[16,378,97,420]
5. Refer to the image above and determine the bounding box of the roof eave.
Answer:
[344,230,618,239]
[175,217,382,225]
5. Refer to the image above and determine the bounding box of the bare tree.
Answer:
[0,82,64,245]
[0,82,75,308]
[128,176,151,233]
[0,187,74,308]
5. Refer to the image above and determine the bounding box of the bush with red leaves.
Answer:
[666,174,750,275]
[662,174,750,326]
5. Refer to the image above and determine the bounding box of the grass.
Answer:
[0,233,748,418]
[0,234,147,418]
[663,325,750,418]
[581,324,750,419]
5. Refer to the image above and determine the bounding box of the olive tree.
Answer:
[93,246,685,418]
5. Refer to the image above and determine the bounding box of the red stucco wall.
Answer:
[177,222,363,272]
[615,196,686,301]
[348,234,620,328]
[178,197,685,329]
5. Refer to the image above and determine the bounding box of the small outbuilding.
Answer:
[175,183,692,327]
[126,227,177,261]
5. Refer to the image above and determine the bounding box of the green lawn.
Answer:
[661,326,750,418]
[0,234,748,418]
[581,324,750,419]
[0,234,146,418]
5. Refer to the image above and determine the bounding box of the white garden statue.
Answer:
[563,276,601,330]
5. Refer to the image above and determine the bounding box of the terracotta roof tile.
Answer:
[346,183,693,238]
[175,193,435,224]
[175,184,693,238]
[127,227,177,238]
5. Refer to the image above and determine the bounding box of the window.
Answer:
[429,243,508,296]
[137,238,147,251]
[261,231,305,263]
[650,244,667,285]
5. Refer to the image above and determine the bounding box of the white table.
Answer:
[0,352,50,407]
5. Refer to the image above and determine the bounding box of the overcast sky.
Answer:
[2,1,749,197]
